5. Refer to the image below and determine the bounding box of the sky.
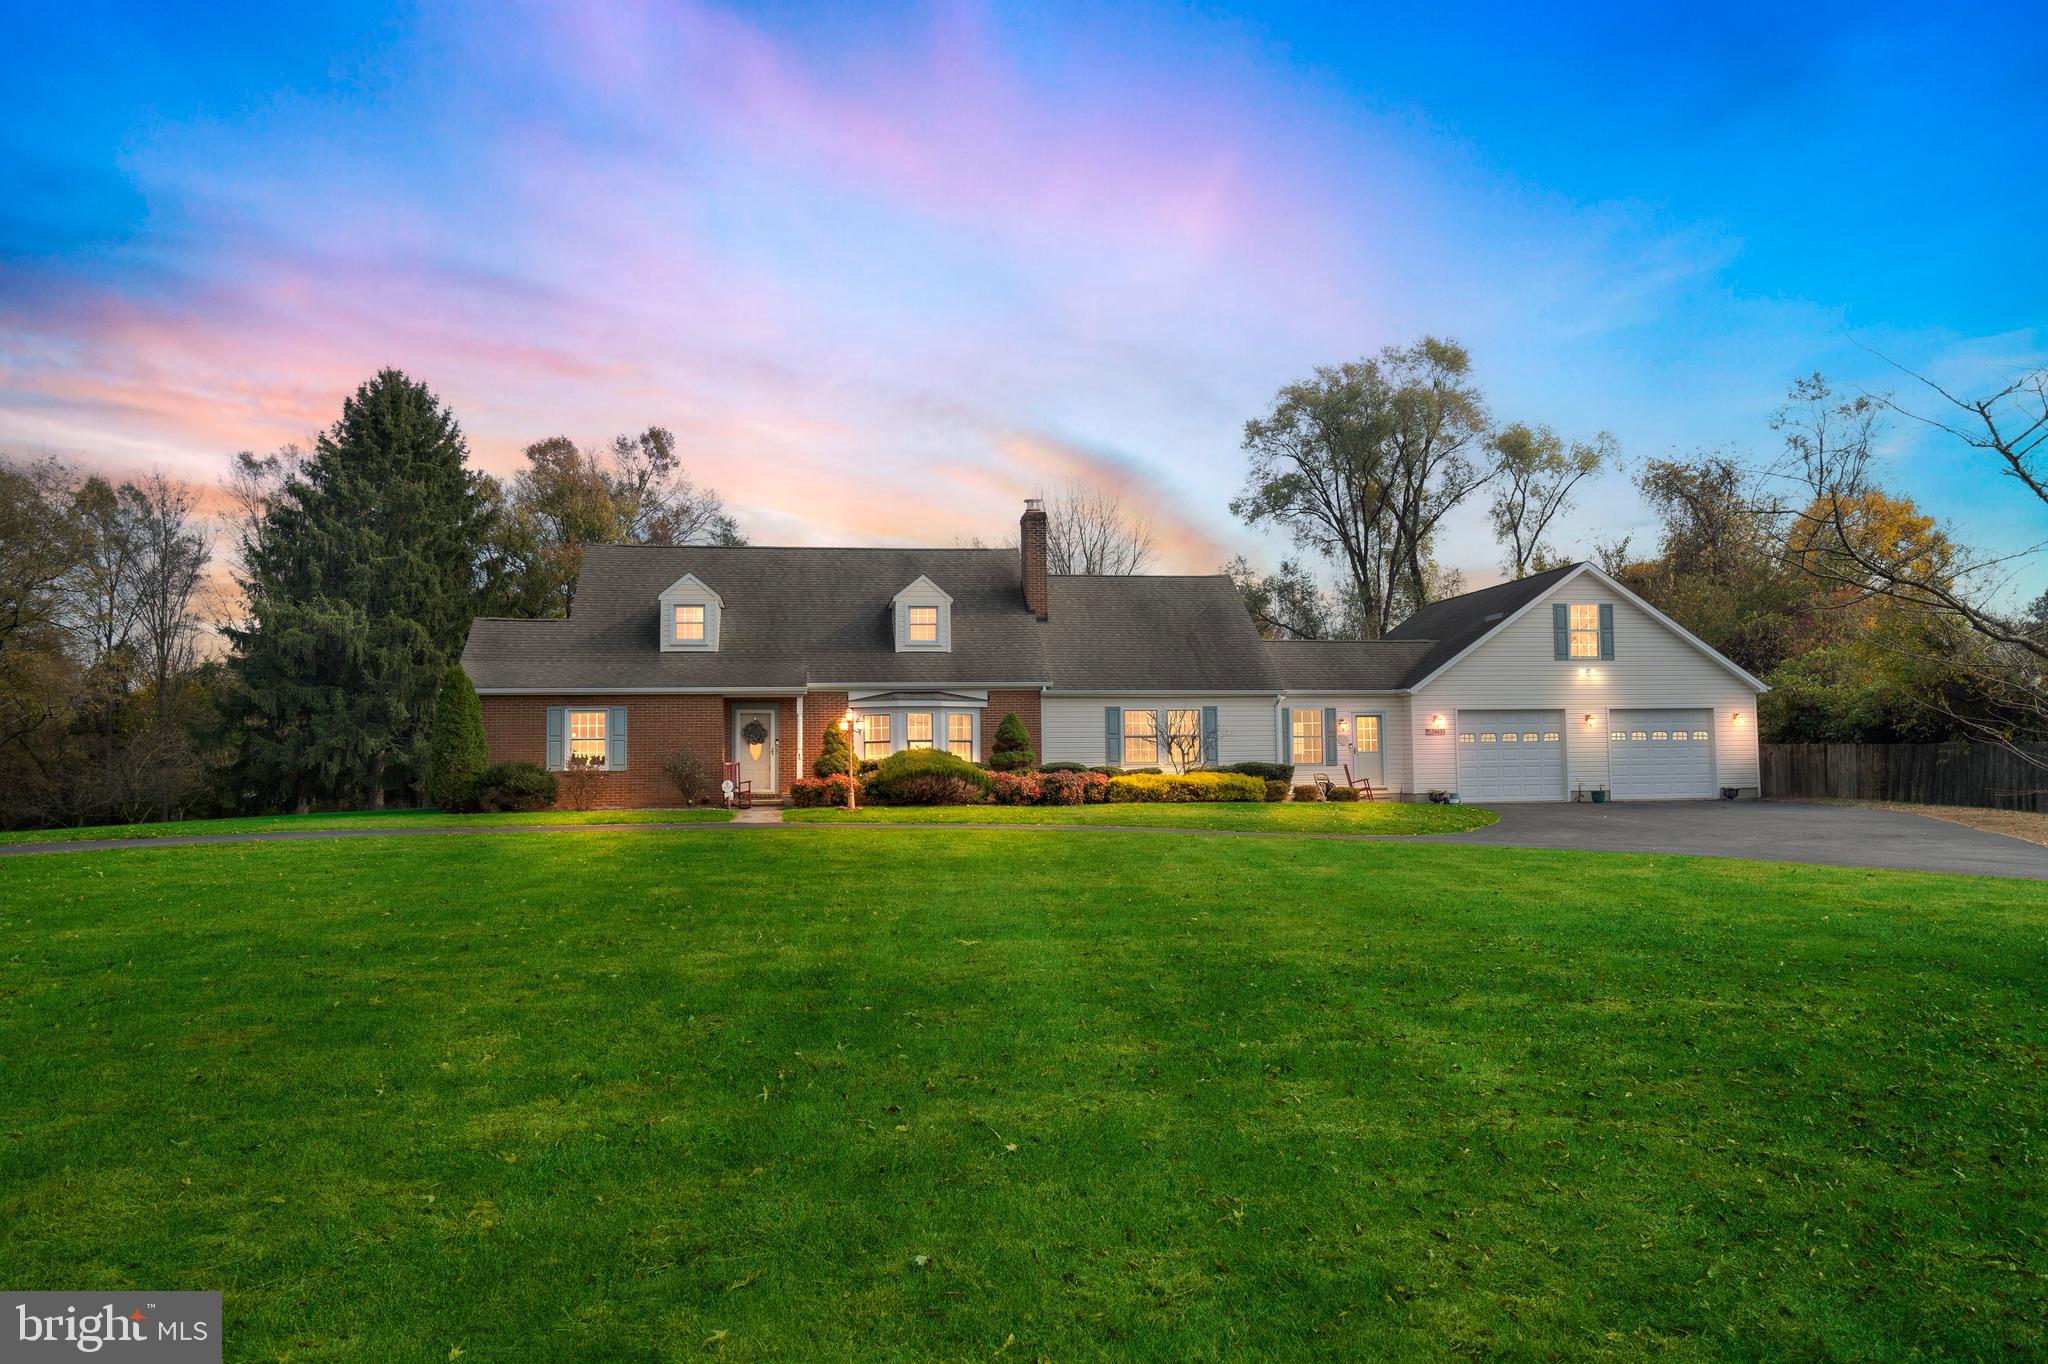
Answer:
[3,0,2045,595]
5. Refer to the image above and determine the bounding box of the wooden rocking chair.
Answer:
[1336,763,1379,801]
[722,761,753,810]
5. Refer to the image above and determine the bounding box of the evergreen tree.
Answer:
[989,712,1035,771]
[428,663,489,809]
[227,370,491,809]
[813,717,853,777]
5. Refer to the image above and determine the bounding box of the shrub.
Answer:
[865,748,995,804]
[555,754,606,811]
[789,774,861,807]
[472,762,557,812]
[1087,765,1122,776]
[1326,785,1360,802]
[427,664,489,811]
[988,771,1043,805]
[1038,761,1089,773]
[1263,779,1290,803]
[1223,760,1294,783]
[1106,771,1266,803]
[989,712,1036,772]
[813,719,854,777]
[1292,784,1323,802]
[1035,770,1090,806]
[662,750,716,805]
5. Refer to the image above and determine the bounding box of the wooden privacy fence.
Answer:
[1761,743,2048,812]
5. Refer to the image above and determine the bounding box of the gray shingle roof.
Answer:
[1042,576,1280,690]
[1261,639,1439,692]
[1382,562,1581,684]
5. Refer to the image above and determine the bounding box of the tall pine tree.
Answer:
[228,370,491,809]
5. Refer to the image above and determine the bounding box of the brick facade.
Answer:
[479,686,1044,808]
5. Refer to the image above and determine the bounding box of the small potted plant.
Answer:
[1590,787,1608,803]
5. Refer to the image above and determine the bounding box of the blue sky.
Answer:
[2,0,2043,592]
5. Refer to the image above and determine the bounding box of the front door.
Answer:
[1350,713,1385,784]
[734,707,778,793]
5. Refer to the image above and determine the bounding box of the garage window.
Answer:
[1630,730,1647,741]
[1479,732,1496,744]
[1693,730,1709,741]
[1458,733,1475,744]
[1610,729,1626,741]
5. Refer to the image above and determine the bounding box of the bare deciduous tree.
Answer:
[1042,479,1156,575]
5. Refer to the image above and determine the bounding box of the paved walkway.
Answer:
[2,800,2042,879]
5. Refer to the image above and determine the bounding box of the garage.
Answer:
[1608,708,1715,799]
[1455,709,1565,802]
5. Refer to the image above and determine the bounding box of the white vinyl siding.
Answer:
[1041,695,1275,768]
[1409,574,1760,800]
[1283,695,1411,794]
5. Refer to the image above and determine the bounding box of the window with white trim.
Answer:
[908,606,939,643]
[1289,709,1322,764]
[1353,715,1381,753]
[1164,709,1200,769]
[1568,603,1601,659]
[906,713,933,749]
[947,712,974,758]
[673,604,705,642]
[1123,709,1158,765]
[568,709,608,768]
[862,713,891,758]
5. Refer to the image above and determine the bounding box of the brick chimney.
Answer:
[1020,497,1049,620]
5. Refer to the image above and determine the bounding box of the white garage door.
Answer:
[1609,709,1715,799]
[1456,709,1565,802]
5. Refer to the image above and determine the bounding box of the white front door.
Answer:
[1350,713,1385,784]
[1608,708,1715,799]
[734,707,778,792]
[1454,709,1566,802]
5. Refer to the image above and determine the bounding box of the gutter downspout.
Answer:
[796,692,806,781]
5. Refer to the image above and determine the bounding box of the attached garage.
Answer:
[1455,709,1565,802]
[1608,708,1715,799]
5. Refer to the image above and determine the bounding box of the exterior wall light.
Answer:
[1426,714,1448,735]
[1583,713,1595,726]
[1336,715,1351,740]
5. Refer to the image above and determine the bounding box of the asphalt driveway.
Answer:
[1419,798,2048,879]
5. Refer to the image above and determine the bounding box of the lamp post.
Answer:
[839,715,862,810]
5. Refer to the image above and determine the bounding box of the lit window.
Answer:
[908,605,939,643]
[568,709,608,768]
[674,604,705,642]
[1521,732,1539,743]
[1124,709,1159,765]
[906,713,933,749]
[1610,731,1626,742]
[1288,709,1321,764]
[1479,733,1497,744]
[1543,731,1560,742]
[1671,731,1688,742]
[861,713,891,758]
[947,712,974,758]
[1353,715,1381,753]
[1569,604,1600,658]
[1693,730,1709,741]
[1652,731,1668,741]
[1458,733,1475,744]
[1630,731,1647,741]
[1165,709,1200,767]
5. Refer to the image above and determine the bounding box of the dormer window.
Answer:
[892,576,951,652]
[658,573,722,651]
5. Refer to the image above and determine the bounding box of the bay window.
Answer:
[947,712,974,758]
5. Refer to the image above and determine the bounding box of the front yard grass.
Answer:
[1,831,2041,1359]
[783,799,1496,834]
[0,806,732,846]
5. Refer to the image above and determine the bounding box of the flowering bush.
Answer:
[1034,770,1087,805]
[788,774,861,807]
[988,771,1043,805]
[1106,772,1266,803]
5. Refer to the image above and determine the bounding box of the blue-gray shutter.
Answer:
[1278,707,1291,763]
[1598,603,1615,660]
[608,705,628,771]
[1552,603,1570,659]
[1323,706,1338,765]
[545,706,565,771]
[1104,706,1121,765]
[1201,705,1218,767]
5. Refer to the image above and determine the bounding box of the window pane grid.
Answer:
[1289,709,1322,764]
[906,713,933,748]
[674,604,705,641]
[947,713,973,757]
[569,709,608,768]
[908,605,939,643]
[1568,602,1600,658]
[1123,709,1158,765]
[861,713,890,758]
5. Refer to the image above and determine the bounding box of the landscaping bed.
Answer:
[783,800,1496,834]
[0,806,733,846]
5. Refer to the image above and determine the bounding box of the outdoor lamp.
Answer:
[1426,714,1447,734]
[1336,716,1351,740]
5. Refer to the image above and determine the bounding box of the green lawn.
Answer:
[0,805,731,845]
[784,800,1496,834]
[1,831,2041,1359]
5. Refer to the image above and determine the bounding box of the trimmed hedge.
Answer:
[1291,784,1322,802]
[988,712,1036,772]
[1106,771,1266,803]
[472,762,557,812]
[1039,761,1089,774]
[1222,761,1295,783]
[1263,779,1290,803]
[1326,785,1361,802]
[864,748,995,805]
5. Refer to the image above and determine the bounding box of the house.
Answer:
[459,501,1765,804]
